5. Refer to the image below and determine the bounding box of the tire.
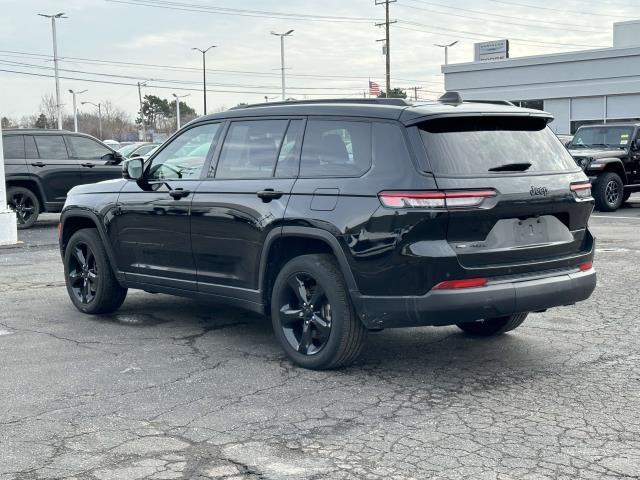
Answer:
[64,228,127,314]
[271,254,367,370]
[593,172,624,212]
[456,313,528,337]
[7,186,40,229]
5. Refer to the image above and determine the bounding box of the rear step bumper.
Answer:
[351,269,596,329]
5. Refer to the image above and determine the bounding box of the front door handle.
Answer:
[30,162,46,167]
[80,163,95,168]
[257,189,284,201]
[169,188,191,199]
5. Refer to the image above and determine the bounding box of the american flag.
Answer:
[369,81,381,97]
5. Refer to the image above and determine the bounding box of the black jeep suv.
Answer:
[59,96,596,369]
[568,123,640,211]
[2,129,123,228]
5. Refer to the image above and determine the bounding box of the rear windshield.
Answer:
[419,116,579,175]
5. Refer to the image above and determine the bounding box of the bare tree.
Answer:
[39,93,59,128]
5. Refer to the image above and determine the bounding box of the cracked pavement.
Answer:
[1,202,640,480]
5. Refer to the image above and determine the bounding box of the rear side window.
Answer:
[300,120,372,177]
[419,116,578,175]
[67,136,111,160]
[275,120,304,177]
[25,136,38,159]
[3,135,24,159]
[215,120,288,179]
[34,135,69,160]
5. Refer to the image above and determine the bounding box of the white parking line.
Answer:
[592,215,640,220]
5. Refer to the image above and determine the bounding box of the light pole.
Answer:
[82,101,102,139]
[0,123,18,245]
[192,45,216,115]
[270,30,294,101]
[172,93,190,131]
[38,12,67,130]
[435,41,458,66]
[69,89,87,132]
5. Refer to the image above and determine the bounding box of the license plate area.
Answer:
[513,217,548,246]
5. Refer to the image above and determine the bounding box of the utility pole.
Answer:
[38,12,67,130]
[271,30,294,101]
[412,86,422,101]
[435,41,458,66]
[69,89,87,132]
[0,123,18,245]
[137,80,149,141]
[172,93,190,131]
[192,45,216,115]
[82,101,102,139]
[375,1,396,96]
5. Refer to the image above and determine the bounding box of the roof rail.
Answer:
[469,99,516,106]
[229,97,413,110]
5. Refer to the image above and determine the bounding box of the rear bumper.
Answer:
[351,268,596,329]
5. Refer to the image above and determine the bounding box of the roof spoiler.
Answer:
[438,92,515,107]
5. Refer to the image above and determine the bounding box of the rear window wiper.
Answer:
[488,162,532,172]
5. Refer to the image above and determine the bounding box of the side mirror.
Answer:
[632,139,640,151]
[122,158,144,181]
[102,151,125,164]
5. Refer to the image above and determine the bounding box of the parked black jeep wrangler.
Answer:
[59,96,596,369]
[2,129,124,228]
[568,123,640,211]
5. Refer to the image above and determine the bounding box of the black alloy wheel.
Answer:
[7,187,40,229]
[278,273,333,356]
[68,242,99,305]
[605,179,620,206]
[271,254,367,370]
[594,172,624,212]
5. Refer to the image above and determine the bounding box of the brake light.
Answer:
[578,261,593,271]
[378,190,496,209]
[570,182,592,199]
[433,278,488,290]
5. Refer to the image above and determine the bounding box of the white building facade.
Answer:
[442,21,640,135]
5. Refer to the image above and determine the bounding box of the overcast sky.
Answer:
[0,0,627,121]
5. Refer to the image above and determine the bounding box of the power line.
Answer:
[105,0,382,23]
[397,0,603,34]
[485,0,628,19]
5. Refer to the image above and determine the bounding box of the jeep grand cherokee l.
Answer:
[3,129,124,228]
[58,95,596,369]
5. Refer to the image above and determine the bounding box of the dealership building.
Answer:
[442,21,640,134]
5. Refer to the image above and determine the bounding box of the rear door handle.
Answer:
[169,188,191,199]
[80,163,95,168]
[30,162,46,167]
[257,189,284,201]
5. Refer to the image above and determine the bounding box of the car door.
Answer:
[114,122,221,291]
[65,134,123,184]
[191,118,304,296]
[30,134,82,208]
[630,128,640,185]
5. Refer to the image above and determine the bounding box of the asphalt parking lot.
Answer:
[1,198,639,480]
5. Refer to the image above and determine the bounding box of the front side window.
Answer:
[148,123,219,180]
[2,136,24,159]
[67,136,112,160]
[215,120,288,179]
[275,120,304,177]
[300,120,372,177]
[419,116,578,175]
[34,135,69,160]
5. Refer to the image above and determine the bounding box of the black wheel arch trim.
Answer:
[59,210,125,283]
[258,226,360,296]
[5,175,48,211]
[587,158,628,183]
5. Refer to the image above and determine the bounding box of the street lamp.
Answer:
[137,79,152,141]
[192,45,216,115]
[38,12,67,130]
[172,93,190,131]
[81,101,102,140]
[69,89,87,132]
[434,41,458,66]
[270,30,294,101]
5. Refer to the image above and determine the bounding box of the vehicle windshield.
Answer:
[570,126,634,149]
[419,116,579,175]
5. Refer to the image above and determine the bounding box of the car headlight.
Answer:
[577,157,591,169]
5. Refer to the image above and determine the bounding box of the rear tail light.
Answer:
[578,261,593,271]
[433,278,488,290]
[570,182,592,199]
[378,190,496,209]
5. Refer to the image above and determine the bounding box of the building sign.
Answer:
[474,40,510,62]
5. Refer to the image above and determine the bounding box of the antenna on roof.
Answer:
[438,91,463,105]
